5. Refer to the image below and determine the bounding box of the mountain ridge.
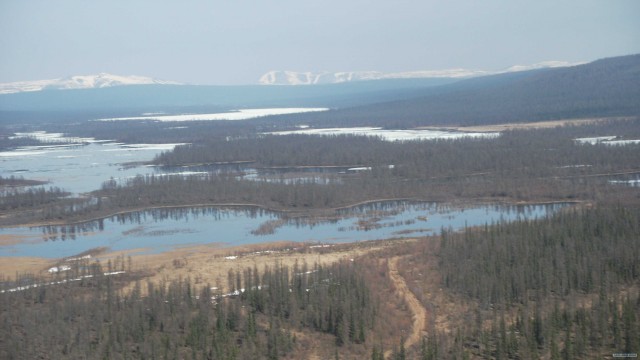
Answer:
[1,55,637,127]
[0,73,181,95]
[285,54,640,127]
[0,61,583,94]
[258,61,583,85]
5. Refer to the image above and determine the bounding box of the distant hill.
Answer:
[1,55,637,127]
[0,73,181,95]
[290,54,640,127]
[258,61,580,85]
[0,78,459,122]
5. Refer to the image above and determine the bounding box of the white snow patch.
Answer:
[347,167,372,172]
[96,108,329,122]
[574,136,618,144]
[65,255,92,262]
[0,150,49,157]
[604,140,640,146]
[575,136,640,146]
[100,143,186,151]
[48,265,71,273]
[0,73,181,94]
[10,131,98,144]
[503,60,586,73]
[267,127,499,142]
[609,180,640,186]
[259,61,584,85]
[1,271,125,293]
[151,171,209,177]
[558,164,592,168]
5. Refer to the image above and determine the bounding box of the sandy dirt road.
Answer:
[385,255,427,358]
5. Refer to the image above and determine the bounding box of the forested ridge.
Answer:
[272,54,640,128]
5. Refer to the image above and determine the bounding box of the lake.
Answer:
[0,201,569,258]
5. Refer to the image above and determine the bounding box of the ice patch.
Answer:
[1,271,126,293]
[0,150,50,157]
[100,143,186,151]
[48,265,71,273]
[96,108,329,122]
[575,136,640,146]
[268,127,500,142]
[609,179,640,186]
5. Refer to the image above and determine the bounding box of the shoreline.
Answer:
[0,197,582,229]
[0,238,407,283]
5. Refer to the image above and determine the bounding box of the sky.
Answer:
[1,0,639,85]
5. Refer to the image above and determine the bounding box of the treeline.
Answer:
[0,259,376,359]
[403,205,640,358]
[0,133,47,151]
[0,175,46,187]
[0,186,70,211]
[154,121,640,178]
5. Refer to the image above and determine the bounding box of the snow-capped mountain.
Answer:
[0,73,181,94]
[502,60,585,72]
[259,61,585,85]
[259,69,490,85]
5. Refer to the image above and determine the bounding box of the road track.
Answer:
[385,255,427,358]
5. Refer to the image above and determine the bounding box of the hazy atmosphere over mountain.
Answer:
[1,1,638,85]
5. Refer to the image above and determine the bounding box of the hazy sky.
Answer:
[1,0,639,84]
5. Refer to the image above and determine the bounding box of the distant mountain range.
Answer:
[258,61,583,85]
[287,54,640,127]
[0,73,181,95]
[0,61,582,94]
[1,55,637,127]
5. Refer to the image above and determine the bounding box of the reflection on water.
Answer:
[0,201,570,258]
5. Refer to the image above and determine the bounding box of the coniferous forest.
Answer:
[1,260,378,359]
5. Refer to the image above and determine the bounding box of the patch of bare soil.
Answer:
[0,256,56,277]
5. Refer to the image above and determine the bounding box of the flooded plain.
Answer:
[3,127,497,194]
[0,201,569,258]
[2,129,571,261]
